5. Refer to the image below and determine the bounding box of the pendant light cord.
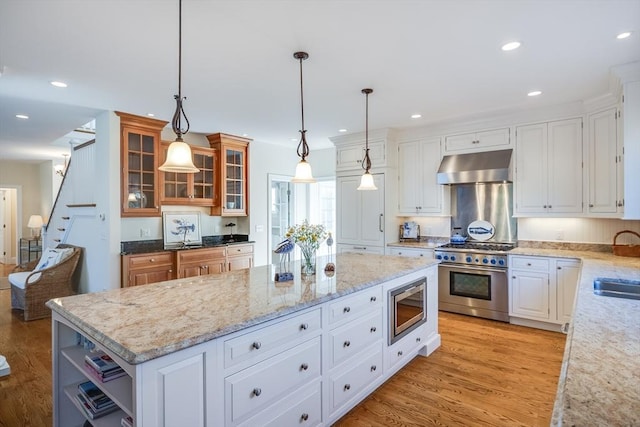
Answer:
[172,0,190,141]
[362,88,373,172]
[296,52,310,161]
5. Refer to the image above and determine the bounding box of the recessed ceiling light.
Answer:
[291,138,298,142]
[16,114,29,119]
[242,133,248,137]
[616,31,632,39]
[147,113,155,117]
[501,41,521,51]
[527,90,542,97]
[411,114,422,119]
[50,81,68,88]
[338,129,347,133]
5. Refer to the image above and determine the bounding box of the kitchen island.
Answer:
[47,253,440,427]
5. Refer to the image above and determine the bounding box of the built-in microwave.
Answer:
[388,277,427,345]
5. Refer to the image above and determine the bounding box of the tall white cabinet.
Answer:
[514,118,583,215]
[588,108,623,215]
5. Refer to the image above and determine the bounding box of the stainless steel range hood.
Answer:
[437,149,512,184]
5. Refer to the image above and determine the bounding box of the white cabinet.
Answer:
[336,174,385,250]
[336,139,387,172]
[588,108,622,215]
[398,137,449,215]
[515,118,583,215]
[509,255,581,329]
[387,246,434,259]
[444,128,510,153]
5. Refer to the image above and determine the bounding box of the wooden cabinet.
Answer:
[176,246,227,278]
[588,108,623,216]
[398,137,449,215]
[336,174,385,252]
[515,118,583,215]
[227,243,254,271]
[509,255,581,329]
[122,251,175,287]
[160,143,218,206]
[444,128,510,153]
[207,133,251,217]
[117,111,168,217]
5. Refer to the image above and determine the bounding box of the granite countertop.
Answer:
[47,253,438,365]
[512,247,639,426]
[120,235,253,255]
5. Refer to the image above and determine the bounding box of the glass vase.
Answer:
[300,248,317,276]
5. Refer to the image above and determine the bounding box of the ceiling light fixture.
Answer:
[357,88,377,191]
[159,0,199,173]
[616,31,632,39]
[15,114,29,119]
[501,41,521,51]
[527,90,542,97]
[291,51,315,183]
[50,81,68,88]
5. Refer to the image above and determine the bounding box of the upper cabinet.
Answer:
[207,133,251,217]
[331,129,396,173]
[514,118,583,216]
[117,111,168,217]
[444,128,510,153]
[397,137,449,216]
[160,143,218,206]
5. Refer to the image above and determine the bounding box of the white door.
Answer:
[397,141,420,214]
[515,123,547,214]
[510,271,550,321]
[359,174,385,246]
[337,176,361,244]
[556,260,581,324]
[588,109,618,214]
[547,118,583,214]
[419,138,443,213]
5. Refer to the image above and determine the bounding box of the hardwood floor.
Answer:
[0,289,565,427]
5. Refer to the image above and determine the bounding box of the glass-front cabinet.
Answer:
[117,111,168,217]
[207,133,251,216]
[160,143,218,206]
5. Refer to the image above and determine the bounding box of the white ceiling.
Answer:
[1,0,639,162]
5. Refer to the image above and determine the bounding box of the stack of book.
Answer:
[84,351,126,382]
[75,381,118,420]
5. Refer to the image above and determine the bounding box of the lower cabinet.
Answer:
[227,243,254,271]
[387,246,434,259]
[177,246,227,278]
[122,251,175,287]
[509,255,581,329]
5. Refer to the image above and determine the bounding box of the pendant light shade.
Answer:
[292,51,316,183]
[159,0,199,173]
[357,88,377,191]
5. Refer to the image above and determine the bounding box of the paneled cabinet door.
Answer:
[555,259,581,324]
[227,244,254,271]
[510,271,550,321]
[337,174,385,248]
[444,128,510,153]
[122,252,175,287]
[398,138,444,215]
[588,108,620,215]
[336,140,386,172]
[176,247,227,278]
[160,144,217,206]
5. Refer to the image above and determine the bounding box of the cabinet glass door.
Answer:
[193,151,215,201]
[225,148,244,210]
[127,132,156,210]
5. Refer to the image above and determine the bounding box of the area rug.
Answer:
[0,277,10,290]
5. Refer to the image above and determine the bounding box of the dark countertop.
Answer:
[120,235,252,255]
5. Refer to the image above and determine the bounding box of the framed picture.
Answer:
[163,212,202,248]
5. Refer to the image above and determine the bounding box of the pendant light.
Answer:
[159,0,199,173]
[292,51,316,183]
[357,88,377,190]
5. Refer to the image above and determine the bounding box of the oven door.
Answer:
[389,278,427,345]
[438,263,509,322]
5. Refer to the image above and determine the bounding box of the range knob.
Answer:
[450,255,456,261]
[498,259,505,266]
[482,258,488,264]
[443,255,449,260]
[490,259,497,265]
[436,254,442,260]
[465,256,472,263]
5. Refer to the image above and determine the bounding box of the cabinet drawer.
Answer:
[328,287,382,326]
[238,381,321,427]
[510,256,549,272]
[224,309,321,369]
[177,247,227,263]
[226,337,321,423]
[228,244,253,256]
[386,324,425,372]
[330,343,383,413]
[329,309,383,368]
[127,252,173,268]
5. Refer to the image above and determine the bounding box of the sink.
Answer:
[593,278,640,300]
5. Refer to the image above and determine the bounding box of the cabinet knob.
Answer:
[589,204,594,208]
[370,326,377,333]
[512,276,516,279]
[168,270,173,273]
[252,388,262,397]
[398,350,403,357]
[371,365,377,372]
[527,263,532,266]
[343,306,351,313]
[150,259,155,262]
[543,205,548,209]
[343,340,351,347]
[416,337,421,343]
[300,363,309,371]
[370,296,377,302]
[301,413,309,422]
[300,323,309,330]
[617,201,624,207]
[252,341,262,350]
[344,384,351,391]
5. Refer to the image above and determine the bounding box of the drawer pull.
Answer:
[343,306,351,313]
[416,337,421,343]
[300,363,309,371]
[370,326,377,333]
[527,263,532,266]
[370,296,377,302]
[252,388,262,397]
[343,340,351,347]
[300,323,309,330]
[370,365,377,372]
[397,350,403,357]
[252,342,262,350]
[344,384,351,391]
[301,413,309,421]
